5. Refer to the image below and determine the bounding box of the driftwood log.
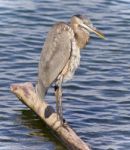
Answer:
[10,82,91,150]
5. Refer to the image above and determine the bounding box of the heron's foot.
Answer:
[57,114,64,126]
[56,111,67,127]
[60,120,67,128]
[61,119,68,129]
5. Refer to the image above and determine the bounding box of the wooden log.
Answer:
[10,82,91,150]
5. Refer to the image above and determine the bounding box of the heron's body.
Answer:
[36,15,105,125]
[63,36,80,82]
[36,21,89,99]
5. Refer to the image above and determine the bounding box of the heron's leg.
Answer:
[54,75,63,125]
[59,82,63,123]
[54,85,60,120]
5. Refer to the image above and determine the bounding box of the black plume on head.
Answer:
[75,14,84,19]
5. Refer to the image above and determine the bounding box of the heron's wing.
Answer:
[38,22,74,90]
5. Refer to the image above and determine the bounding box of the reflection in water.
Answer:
[19,109,66,150]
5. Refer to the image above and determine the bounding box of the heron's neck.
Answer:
[70,23,89,49]
[75,29,89,49]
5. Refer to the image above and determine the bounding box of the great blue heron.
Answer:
[36,14,105,125]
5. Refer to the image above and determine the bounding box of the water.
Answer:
[0,0,130,149]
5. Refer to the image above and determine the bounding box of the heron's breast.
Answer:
[63,40,80,82]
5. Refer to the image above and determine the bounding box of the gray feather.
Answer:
[36,22,74,99]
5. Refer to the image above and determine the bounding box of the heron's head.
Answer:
[71,14,105,39]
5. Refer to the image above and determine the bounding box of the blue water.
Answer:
[0,0,130,150]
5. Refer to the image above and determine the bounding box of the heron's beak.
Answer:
[81,23,106,40]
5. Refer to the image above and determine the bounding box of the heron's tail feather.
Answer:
[35,82,47,100]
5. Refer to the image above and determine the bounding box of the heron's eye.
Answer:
[75,14,82,18]
[75,14,84,20]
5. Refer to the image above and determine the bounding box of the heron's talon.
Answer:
[59,118,66,127]
[59,120,64,127]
